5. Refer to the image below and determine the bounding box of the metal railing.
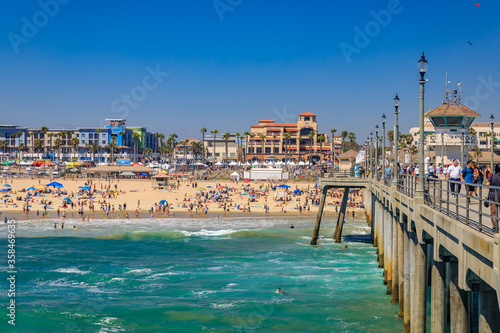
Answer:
[386,174,499,237]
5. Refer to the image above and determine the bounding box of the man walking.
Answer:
[447,159,462,196]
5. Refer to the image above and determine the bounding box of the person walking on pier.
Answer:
[461,160,476,197]
[447,159,462,196]
[486,163,500,233]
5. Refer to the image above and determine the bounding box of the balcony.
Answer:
[426,134,477,146]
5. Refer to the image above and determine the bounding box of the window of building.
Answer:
[274,148,279,153]
[480,141,487,145]
[265,147,271,153]
[81,134,85,138]
[256,147,262,153]
[215,153,220,157]
[304,116,310,121]
[479,132,486,137]
[230,153,235,157]
[81,140,85,144]
[222,153,227,157]
[207,153,212,156]
[102,140,106,144]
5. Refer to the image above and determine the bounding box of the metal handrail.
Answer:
[386,174,499,237]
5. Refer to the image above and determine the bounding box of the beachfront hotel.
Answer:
[247,112,338,162]
[0,119,157,162]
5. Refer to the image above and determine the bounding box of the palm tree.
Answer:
[235,132,240,163]
[307,131,315,163]
[250,134,255,161]
[106,137,118,164]
[469,127,476,136]
[132,132,141,163]
[191,141,203,161]
[260,134,266,162]
[472,146,482,162]
[153,133,160,161]
[16,131,23,161]
[387,130,394,154]
[47,133,54,161]
[88,141,99,162]
[0,140,7,162]
[54,138,62,160]
[211,129,218,162]
[239,135,244,163]
[341,130,348,152]
[318,134,325,164]
[144,148,153,162]
[244,131,251,162]
[29,131,35,161]
[330,128,336,164]
[223,132,230,163]
[181,139,189,170]
[39,126,49,160]
[348,132,356,151]
[168,133,178,164]
[284,131,292,164]
[17,143,28,175]
[95,128,103,162]
[70,137,80,161]
[200,127,207,164]
[158,134,165,163]
[34,139,44,159]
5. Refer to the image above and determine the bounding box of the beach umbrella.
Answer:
[244,180,250,183]
[140,173,148,177]
[198,188,206,191]
[277,184,290,188]
[81,186,91,190]
[63,197,72,203]
[46,181,62,187]
[55,185,64,188]
[28,187,36,190]
[206,186,212,188]
[249,194,255,198]
[294,189,301,194]
[4,184,11,187]
[160,200,168,205]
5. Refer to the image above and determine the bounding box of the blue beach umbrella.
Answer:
[63,198,72,203]
[0,189,9,192]
[81,186,91,190]
[160,200,168,205]
[140,173,148,177]
[46,182,62,187]
[277,184,290,188]
[28,187,36,190]
[249,194,255,198]
[4,184,11,187]
[294,189,301,194]
[206,186,212,188]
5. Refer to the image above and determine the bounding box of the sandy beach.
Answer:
[0,177,366,221]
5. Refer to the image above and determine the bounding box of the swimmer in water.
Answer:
[54,223,57,229]
[73,225,77,229]
[290,224,294,229]
[344,245,348,249]
[275,288,287,294]
[61,223,64,229]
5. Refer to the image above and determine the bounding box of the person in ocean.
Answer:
[73,225,77,229]
[275,288,287,294]
[290,224,294,229]
[54,223,57,229]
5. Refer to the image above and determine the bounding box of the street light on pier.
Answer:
[375,125,379,180]
[392,94,400,187]
[441,132,444,167]
[382,114,386,170]
[416,53,428,198]
[491,113,495,173]
[370,132,374,179]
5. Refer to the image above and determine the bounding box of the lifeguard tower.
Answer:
[425,83,480,165]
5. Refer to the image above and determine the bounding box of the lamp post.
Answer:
[416,52,428,198]
[392,94,400,187]
[370,132,374,179]
[441,132,444,167]
[491,114,495,173]
[382,114,386,171]
[375,125,379,180]
[461,124,465,167]
[364,140,368,177]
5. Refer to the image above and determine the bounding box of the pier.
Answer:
[311,175,500,332]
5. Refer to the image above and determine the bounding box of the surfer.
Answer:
[275,288,287,294]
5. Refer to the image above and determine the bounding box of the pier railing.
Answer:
[391,174,499,237]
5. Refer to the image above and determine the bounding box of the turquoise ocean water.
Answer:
[1,216,402,332]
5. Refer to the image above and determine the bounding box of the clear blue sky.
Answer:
[1,0,500,142]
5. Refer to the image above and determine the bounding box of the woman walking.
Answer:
[486,163,500,233]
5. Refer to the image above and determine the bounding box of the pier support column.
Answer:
[391,212,399,303]
[372,194,377,247]
[333,187,350,243]
[411,237,427,333]
[478,291,500,333]
[310,187,327,245]
[403,231,410,333]
[384,208,392,293]
[378,202,384,269]
[431,259,446,333]
[449,261,468,333]
[398,222,404,318]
